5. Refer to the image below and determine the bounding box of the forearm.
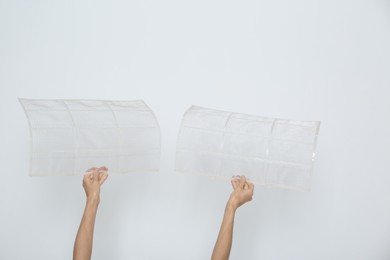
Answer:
[73,197,99,260]
[211,203,237,260]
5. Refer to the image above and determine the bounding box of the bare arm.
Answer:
[211,176,254,260]
[73,167,108,260]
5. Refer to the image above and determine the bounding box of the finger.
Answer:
[83,173,94,181]
[97,166,108,185]
[88,168,98,178]
[99,173,108,185]
[231,178,239,190]
[239,176,247,188]
[98,166,108,173]
[82,173,92,186]
[87,173,94,183]
[92,172,99,182]
[248,181,255,196]
[86,167,98,173]
[232,175,241,187]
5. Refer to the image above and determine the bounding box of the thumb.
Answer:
[99,173,108,185]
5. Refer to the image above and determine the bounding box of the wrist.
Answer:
[86,194,100,205]
[226,200,238,213]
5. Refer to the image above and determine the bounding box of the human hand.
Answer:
[227,175,254,211]
[82,166,109,203]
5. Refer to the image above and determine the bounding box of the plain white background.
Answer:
[1,0,390,259]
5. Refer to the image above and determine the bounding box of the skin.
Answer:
[211,175,254,260]
[73,169,252,260]
[73,166,108,260]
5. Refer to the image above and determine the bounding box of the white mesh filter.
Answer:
[175,106,320,191]
[20,99,161,176]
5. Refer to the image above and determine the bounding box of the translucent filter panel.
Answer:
[19,99,161,176]
[175,106,320,191]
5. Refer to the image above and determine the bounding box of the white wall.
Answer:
[1,0,390,259]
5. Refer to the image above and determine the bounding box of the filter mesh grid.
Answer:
[20,99,161,176]
[175,106,320,191]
